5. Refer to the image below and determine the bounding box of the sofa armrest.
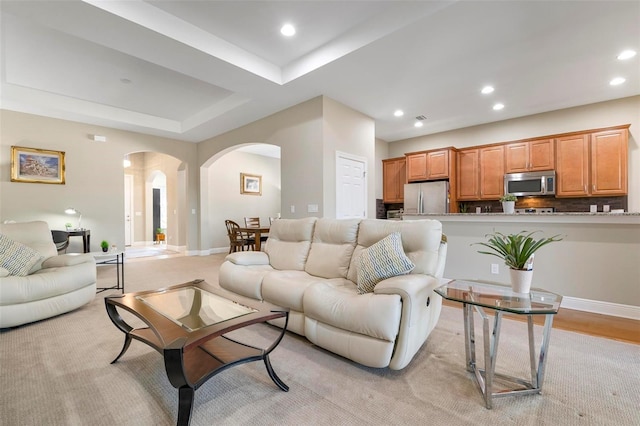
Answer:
[41,253,96,268]
[225,251,270,266]
[374,273,443,370]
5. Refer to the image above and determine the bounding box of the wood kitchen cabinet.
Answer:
[456,145,504,200]
[505,138,555,173]
[406,152,427,182]
[556,126,628,197]
[382,157,406,203]
[591,129,628,195]
[406,148,452,182]
[479,145,505,199]
[457,148,479,200]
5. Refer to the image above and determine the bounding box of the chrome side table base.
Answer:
[463,302,555,409]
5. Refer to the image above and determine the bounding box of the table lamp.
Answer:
[65,208,82,230]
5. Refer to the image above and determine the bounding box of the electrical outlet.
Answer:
[290,205,295,213]
[491,263,499,274]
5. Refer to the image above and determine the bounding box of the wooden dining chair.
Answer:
[225,220,253,253]
[244,217,261,228]
[244,217,268,246]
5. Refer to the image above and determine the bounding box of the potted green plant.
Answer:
[499,193,517,214]
[156,228,165,244]
[100,240,110,253]
[65,222,73,231]
[473,231,562,293]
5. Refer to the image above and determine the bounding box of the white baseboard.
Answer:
[184,247,228,256]
[561,296,640,320]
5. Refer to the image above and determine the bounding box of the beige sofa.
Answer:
[219,217,447,370]
[0,221,97,328]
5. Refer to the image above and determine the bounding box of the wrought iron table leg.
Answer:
[111,335,133,364]
[177,386,195,426]
[264,355,289,391]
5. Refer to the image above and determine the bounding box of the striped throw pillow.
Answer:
[0,234,44,276]
[356,232,414,294]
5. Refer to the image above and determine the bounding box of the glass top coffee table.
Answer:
[105,279,289,426]
[435,280,562,409]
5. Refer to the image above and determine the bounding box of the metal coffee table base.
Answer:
[463,303,555,409]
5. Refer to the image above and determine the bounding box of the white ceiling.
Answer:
[1,1,639,145]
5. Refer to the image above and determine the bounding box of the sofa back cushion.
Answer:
[305,218,360,279]
[347,219,443,283]
[265,217,317,271]
[0,221,57,273]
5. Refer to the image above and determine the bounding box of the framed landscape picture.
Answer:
[240,173,262,195]
[10,146,66,184]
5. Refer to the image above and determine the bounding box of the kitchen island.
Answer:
[403,212,640,319]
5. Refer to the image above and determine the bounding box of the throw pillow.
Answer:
[356,232,414,294]
[0,233,44,276]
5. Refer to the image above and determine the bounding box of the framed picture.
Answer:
[10,146,66,184]
[240,173,262,195]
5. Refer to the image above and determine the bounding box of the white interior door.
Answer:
[124,174,134,246]
[336,152,367,219]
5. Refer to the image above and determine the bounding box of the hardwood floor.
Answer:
[442,299,640,344]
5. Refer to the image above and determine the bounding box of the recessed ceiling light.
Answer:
[617,50,637,60]
[493,103,505,111]
[394,110,404,117]
[280,23,296,37]
[610,77,626,86]
[414,121,424,128]
[481,85,494,94]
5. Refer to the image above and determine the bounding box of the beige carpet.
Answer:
[1,254,638,425]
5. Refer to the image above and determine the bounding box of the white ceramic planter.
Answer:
[502,201,515,214]
[509,269,533,293]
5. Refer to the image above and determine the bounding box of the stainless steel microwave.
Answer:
[504,171,555,196]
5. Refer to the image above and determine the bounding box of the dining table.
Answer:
[238,226,270,251]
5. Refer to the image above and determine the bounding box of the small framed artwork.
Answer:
[240,173,262,195]
[11,146,66,184]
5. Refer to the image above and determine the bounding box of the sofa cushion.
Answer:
[0,234,45,276]
[355,232,414,294]
[0,221,58,262]
[305,218,360,279]
[262,270,323,311]
[347,219,443,283]
[304,280,402,342]
[265,218,316,271]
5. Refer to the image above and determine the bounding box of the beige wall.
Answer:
[199,97,323,225]
[0,110,200,252]
[322,97,376,217]
[205,150,281,251]
[198,95,376,225]
[387,95,640,211]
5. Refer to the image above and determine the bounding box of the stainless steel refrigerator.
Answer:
[403,181,449,214]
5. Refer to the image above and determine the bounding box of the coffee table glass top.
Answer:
[434,280,562,314]
[136,286,258,332]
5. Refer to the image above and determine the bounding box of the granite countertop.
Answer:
[402,212,640,224]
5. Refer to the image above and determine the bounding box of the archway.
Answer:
[200,143,281,253]
[123,151,187,255]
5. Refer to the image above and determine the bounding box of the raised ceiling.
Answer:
[1,1,638,143]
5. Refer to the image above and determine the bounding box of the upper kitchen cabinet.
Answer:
[591,129,628,195]
[456,145,503,200]
[479,145,505,199]
[406,148,454,182]
[457,148,479,200]
[382,157,406,203]
[556,125,628,197]
[505,138,555,173]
